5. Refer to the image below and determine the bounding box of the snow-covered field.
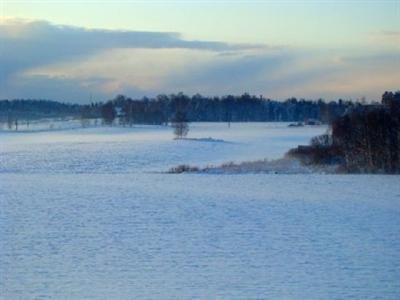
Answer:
[1,123,399,299]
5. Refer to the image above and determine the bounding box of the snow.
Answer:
[0,122,326,174]
[199,157,317,174]
[1,122,399,299]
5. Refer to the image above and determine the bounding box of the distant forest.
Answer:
[1,93,370,126]
[0,99,80,122]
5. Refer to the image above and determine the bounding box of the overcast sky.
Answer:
[1,0,399,103]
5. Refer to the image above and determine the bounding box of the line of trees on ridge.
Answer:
[0,93,376,130]
[86,93,362,126]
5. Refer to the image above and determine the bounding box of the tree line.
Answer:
[84,93,361,125]
[0,93,370,129]
[288,91,400,173]
[0,99,81,129]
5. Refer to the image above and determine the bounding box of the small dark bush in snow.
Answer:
[168,164,200,174]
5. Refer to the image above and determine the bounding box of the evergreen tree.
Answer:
[101,102,116,125]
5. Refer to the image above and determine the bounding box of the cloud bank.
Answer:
[1,18,399,103]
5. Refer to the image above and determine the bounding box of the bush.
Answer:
[287,144,343,166]
[167,164,200,174]
[310,134,332,147]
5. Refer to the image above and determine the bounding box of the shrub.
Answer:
[287,144,343,166]
[167,164,199,174]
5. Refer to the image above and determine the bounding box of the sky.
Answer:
[1,0,399,103]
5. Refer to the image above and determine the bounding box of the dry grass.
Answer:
[167,156,336,174]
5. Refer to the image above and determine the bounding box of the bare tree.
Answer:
[7,113,13,130]
[172,110,189,139]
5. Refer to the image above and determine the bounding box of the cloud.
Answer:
[369,30,400,49]
[164,50,294,94]
[22,47,291,99]
[377,30,400,39]
[0,74,108,102]
[0,18,265,78]
[1,18,399,103]
[162,49,400,100]
[264,51,400,100]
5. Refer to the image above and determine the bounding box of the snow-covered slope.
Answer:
[0,122,326,174]
[1,123,399,299]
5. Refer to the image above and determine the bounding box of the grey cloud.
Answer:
[164,49,399,100]
[0,73,159,103]
[167,52,293,92]
[0,75,83,102]
[1,19,398,103]
[1,74,112,102]
[0,19,265,78]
